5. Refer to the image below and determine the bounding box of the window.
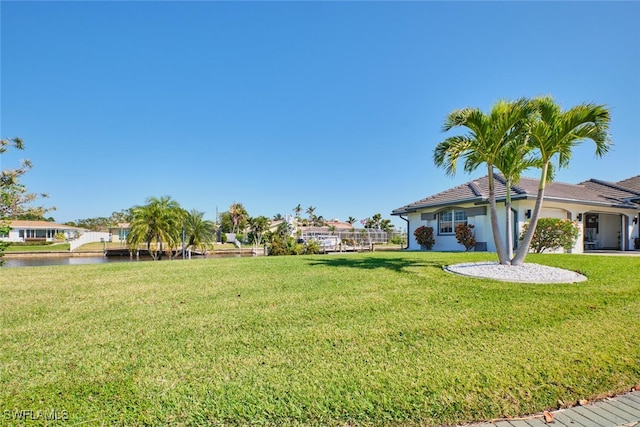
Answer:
[439,211,453,234]
[438,209,468,235]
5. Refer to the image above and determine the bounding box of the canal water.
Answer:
[3,253,252,268]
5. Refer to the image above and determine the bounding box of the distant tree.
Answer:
[14,212,52,221]
[306,206,316,226]
[75,217,112,231]
[110,209,132,224]
[293,204,302,219]
[364,213,392,231]
[248,216,270,248]
[272,213,284,221]
[229,202,248,234]
[347,217,357,226]
[128,196,185,260]
[218,212,233,233]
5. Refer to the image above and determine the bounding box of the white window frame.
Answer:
[438,209,468,235]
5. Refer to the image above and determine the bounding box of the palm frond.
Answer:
[433,135,474,176]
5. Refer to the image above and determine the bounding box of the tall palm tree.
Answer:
[228,202,248,234]
[493,131,538,259]
[128,196,185,260]
[293,204,302,219]
[184,209,215,254]
[434,98,535,265]
[512,96,611,265]
[306,206,316,226]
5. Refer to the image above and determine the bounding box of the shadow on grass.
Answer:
[306,254,443,274]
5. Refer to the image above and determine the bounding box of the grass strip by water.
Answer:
[1,251,638,426]
[5,242,70,252]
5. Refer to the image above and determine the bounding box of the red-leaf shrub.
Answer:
[413,226,435,250]
[455,223,476,251]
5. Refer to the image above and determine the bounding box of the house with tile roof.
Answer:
[392,175,640,253]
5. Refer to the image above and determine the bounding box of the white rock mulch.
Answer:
[444,261,587,283]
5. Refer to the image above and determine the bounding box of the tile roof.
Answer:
[392,174,640,215]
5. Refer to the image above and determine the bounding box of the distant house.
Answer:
[299,220,355,238]
[0,220,85,243]
[392,175,640,253]
[108,223,130,243]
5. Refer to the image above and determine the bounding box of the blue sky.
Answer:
[2,1,639,229]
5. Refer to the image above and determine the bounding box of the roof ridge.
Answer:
[587,178,640,196]
[468,181,484,197]
[493,173,530,195]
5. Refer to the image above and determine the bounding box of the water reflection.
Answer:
[3,253,250,268]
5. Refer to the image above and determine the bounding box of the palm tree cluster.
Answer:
[128,196,215,260]
[434,95,611,266]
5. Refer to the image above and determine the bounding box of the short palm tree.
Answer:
[512,96,611,265]
[434,98,535,265]
[128,196,185,260]
[184,209,215,254]
[248,216,270,248]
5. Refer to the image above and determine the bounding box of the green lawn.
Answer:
[1,252,638,426]
[5,242,70,252]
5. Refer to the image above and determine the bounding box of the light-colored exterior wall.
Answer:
[0,222,82,243]
[406,200,637,253]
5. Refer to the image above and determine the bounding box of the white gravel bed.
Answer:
[444,261,587,283]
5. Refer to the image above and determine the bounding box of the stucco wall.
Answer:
[406,200,636,253]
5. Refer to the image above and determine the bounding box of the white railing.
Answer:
[69,231,112,251]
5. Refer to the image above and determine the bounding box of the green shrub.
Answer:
[413,225,435,250]
[267,239,286,256]
[305,240,321,254]
[520,218,579,254]
[455,224,476,251]
[390,234,406,245]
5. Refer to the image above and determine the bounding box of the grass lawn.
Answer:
[5,242,70,252]
[1,252,638,426]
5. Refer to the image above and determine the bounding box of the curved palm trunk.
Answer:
[488,169,510,265]
[147,240,158,261]
[512,163,549,266]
